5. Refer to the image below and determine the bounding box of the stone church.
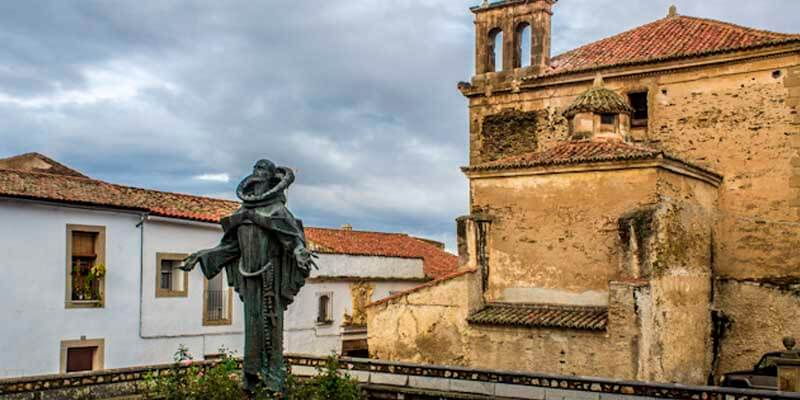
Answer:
[367,0,800,385]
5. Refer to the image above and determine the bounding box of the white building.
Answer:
[0,153,456,378]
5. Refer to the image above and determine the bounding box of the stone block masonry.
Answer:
[787,66,800,220]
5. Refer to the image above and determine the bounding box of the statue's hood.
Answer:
[236,166,294,208]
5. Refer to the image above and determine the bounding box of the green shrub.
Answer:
[143,345,241,400]
[145,347,364,400]
[283,356,364,400]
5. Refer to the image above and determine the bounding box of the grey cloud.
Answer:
[0,0,797,250]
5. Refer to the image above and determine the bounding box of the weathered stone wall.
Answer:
[466,52,800,378]
[633,172,718,384]
[461,281,642,379]
[646,59,800,377]
[367,271,483,366]
[367,267,649,380]
[478,109,539,162]
[715,280,800,377]
[471,168,660,303]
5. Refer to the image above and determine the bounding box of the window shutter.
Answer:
[72,232,96,257]
[66,347,95,372]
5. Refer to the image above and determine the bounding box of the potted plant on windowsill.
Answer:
[72,263,105,304]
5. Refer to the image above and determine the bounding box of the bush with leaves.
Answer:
[145,347,364,400]
[144,345,241,400]
[283,356,364,400]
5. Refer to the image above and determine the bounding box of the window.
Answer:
[203,274,232,326]
[628,91,649,127]
[488,28,503,73]
[156,253,188,298]
[317,292,333,324]
[601,113,616,125]
[60,338,104,373]
[66,225,106,308]
[515,22,531,68]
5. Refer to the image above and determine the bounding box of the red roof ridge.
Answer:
[0,167,240,208]
[306,226,411,237]
[113,182,239,207]
[542,13,800,78]
[366,268,477,308]
[671,14,800,39]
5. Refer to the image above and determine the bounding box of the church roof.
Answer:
[468,303,608,331]
[0,153,457,278]
[562,86,633,118]
[543,14,800,77]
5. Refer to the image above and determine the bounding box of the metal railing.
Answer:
[3,354,800,399]
[206,289,225,321]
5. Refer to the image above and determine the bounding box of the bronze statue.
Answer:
[181,159,317,394]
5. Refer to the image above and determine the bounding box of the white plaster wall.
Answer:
[0,200,143,377]
[141,218,244,339]
[284,280,420,356]
[0,199,429,377]
[311,254,425,280]
[0,200,244,378]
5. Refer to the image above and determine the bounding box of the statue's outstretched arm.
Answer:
[182,238,240,279]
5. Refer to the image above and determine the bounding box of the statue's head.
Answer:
[252,159,277,180]
[236,158,295,206]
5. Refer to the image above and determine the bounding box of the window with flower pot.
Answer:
[66,225,106,308]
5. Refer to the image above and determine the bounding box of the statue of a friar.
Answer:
[181,159,317,394]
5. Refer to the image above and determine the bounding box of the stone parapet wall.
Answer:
[4,355,800,400]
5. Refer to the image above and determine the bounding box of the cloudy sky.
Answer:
[1,0,798,250]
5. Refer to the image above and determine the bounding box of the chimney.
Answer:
[472,0,556,75]
[341,224,353,231]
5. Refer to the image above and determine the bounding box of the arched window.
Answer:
[516,22,532,68]
[317,294,331,324]
[488,28,503,72]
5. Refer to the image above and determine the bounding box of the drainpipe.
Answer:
[136,213,149,339]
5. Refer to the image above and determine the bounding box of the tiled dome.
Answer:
[562,84,634,118]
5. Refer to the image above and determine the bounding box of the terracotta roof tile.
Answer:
[463,140,664,172]
[306,228,457,279]
[468,303,608,331]
[0,167,239,223]
[543,15,800,77]
[0,155,458,278]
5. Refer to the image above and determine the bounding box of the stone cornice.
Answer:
[469,0,556,14]
[463,157,723,188]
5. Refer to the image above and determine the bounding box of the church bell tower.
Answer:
[471,0,556,75]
